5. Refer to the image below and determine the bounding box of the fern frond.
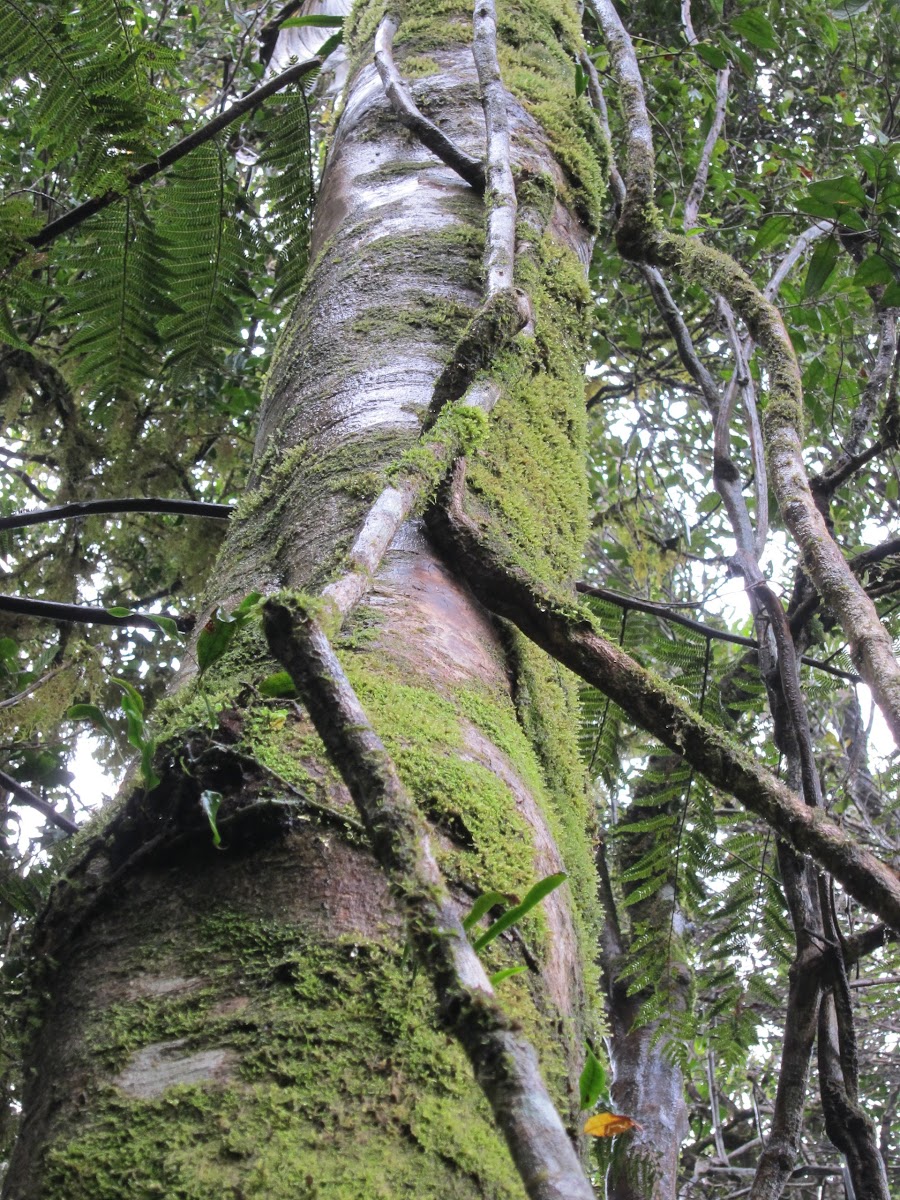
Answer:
[254,88,317,303]
[62,199,170,393]
[157,142,254,373]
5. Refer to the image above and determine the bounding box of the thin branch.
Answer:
[575,582,860,681]
[0,594,191,631]
[426,462,900,932]
[0,667,63,711]
[0,496,233,533]
[27,55,324,251]
[0,768,77,834]
[473,0,517,296]
[684,65,730,231]
[262,597,595,1200]
[374,17,485,192]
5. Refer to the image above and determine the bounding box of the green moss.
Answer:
[464,233,591,584]
[45,922,528,1200]
[399,54,440,79]
[390,404,488,498]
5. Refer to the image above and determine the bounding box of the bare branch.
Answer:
[0,594,191,632]
[27,56,324,251]
[473,0,517,296]
[684,65,730,231]
[575,582,859,681]
[0,768,78,835]
[374,17,485,192]
[0,496,233,533]
[262,597,595,1200]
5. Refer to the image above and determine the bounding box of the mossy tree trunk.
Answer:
[3,3,612,1198]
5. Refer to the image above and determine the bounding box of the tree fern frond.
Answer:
[62,199,170,393]
[157,142,255,374]
[255,89,316,303]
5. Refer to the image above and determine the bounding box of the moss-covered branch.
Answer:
[262,595,595,1200]
[427,463,900,932]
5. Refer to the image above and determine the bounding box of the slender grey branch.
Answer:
[262,597,595,1200]
[0,496,233,533]
[0,768,78,834]
[473,0,517,296]
[717,297,769,553]
[818,310,897,486]
[764,221,832,303]
[575,582,859,682]
[0,594,191,631]
[0,667,62,711]
[27,55,323,250]
[374,16,485,192]
[684,65,730,231]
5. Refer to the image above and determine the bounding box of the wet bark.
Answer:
[3,4,602,1197]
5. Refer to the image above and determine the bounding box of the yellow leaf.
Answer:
[583,1112,641,1138]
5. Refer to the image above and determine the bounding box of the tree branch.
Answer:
[0,594,191,632]
[0,768,78,834]
[575,582,860,682]
[374,17,485,192]
[27,56,324,251]
[262,596,595,1200]
[0,496,233,533]
[473,0,517,297]
[427,462,900,932]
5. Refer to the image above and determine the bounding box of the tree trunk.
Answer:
[3,4,608,1196]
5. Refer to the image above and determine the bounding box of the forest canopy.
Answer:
[0,0,898,1197]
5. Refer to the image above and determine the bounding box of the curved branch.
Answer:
[0,496,233,533]
[374,17,485,192]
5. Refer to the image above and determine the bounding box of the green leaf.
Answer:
[259,671,298,698]
[730,10,778,51]
[853,254,894,287]
[805,175,867,209]
[462,890,509,932]
[200,789,223,847]
[804,235,840,298]
[574,62,588,98]
[696,493,720,515]
[67,702,116,740]
[881,280,900,307]
[113,677,147,751]
[107,607,179,637]
[489,965,527,986]
[472,872,567,952]
[140,739,160,792]
[752,214,793,255]
[694,42,728,69]
[579,1046,609,1110]
[279,15,345,28]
